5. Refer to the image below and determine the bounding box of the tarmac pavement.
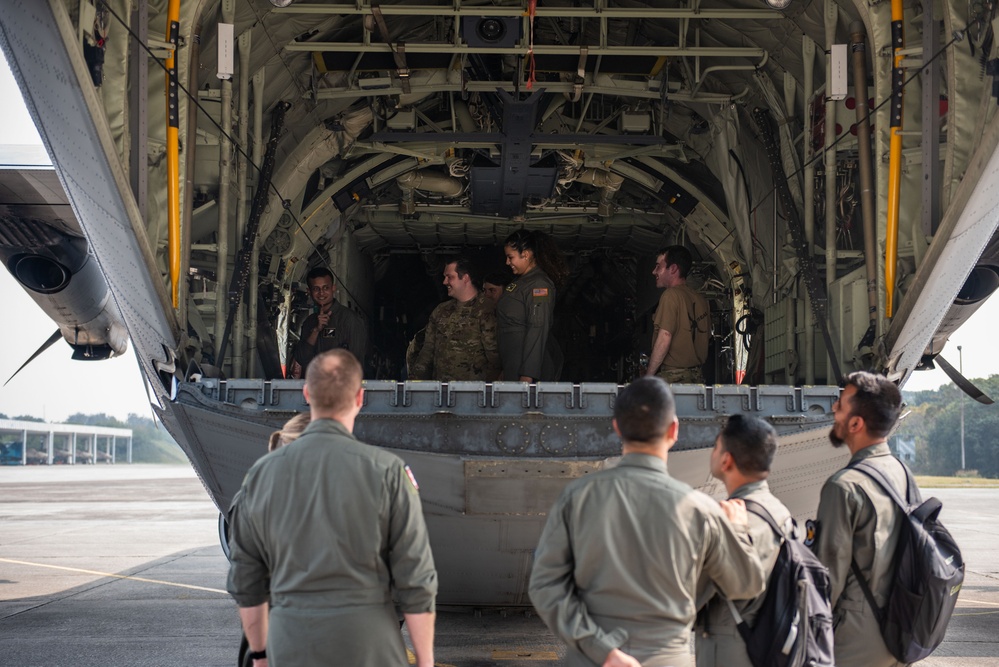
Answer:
[0,464,995,666]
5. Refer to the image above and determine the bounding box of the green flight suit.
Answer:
[811,442,905,667]
[293,301,368,369]
[496,267,560,381]
[694,480,794,667]
[529,453,766,667]
[409,293,500,381]
[227,419,437,667]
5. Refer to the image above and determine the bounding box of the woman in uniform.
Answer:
[496,230,568,382]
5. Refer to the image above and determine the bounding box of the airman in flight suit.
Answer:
[810,371,907,667]
[529,377,765,667]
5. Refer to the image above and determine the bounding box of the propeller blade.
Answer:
[4,329,63,387]
[935,355,995,405]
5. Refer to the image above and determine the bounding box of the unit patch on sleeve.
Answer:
[803,518,818,547]
[404,465,420,491]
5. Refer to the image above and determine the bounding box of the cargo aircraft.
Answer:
[2,0,997,607]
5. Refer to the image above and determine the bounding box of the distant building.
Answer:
[890,435,916,466]
[0,419,132,465]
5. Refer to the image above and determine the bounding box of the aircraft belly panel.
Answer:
[463,460,606,516]
[163,380,842,607]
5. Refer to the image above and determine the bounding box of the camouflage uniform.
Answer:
[659,367,705,384]
[409,293,500,381]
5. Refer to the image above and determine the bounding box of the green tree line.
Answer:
[0,412,186,464]
[899,375,999,477]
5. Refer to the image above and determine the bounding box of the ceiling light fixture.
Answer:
[270,0,295,7]
[766,0,792,9]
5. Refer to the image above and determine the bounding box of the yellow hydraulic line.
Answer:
[886,0,904,317]
[166,0,181,309]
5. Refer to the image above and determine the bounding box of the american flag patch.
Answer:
[533,288,549,297]
[404,465,420,491]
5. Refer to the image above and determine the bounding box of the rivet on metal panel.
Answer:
[496,423,530,454]
[540,423,576,455]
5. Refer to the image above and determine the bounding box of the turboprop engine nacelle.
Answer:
[0,215,128,360]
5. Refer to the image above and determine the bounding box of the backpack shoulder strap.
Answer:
[724,498,780,642]
[850,558,885,626]
[847,459,909,510]
[900,459,923,505]
[742,498,782,537]
[846,457,917,627]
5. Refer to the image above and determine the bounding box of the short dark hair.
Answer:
[306,266,335,285]
[305,349,362,415]
[656,245,693,278]
[483,271,511,287]
[614,377,676,443]
[843,371,902,438]
[504,229,569,287]
[718,414,777,474]
[446,255,474,280]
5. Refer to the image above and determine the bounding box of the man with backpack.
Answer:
[695,415,833,667]
[810,372,917,666]
[812,371,907,666]
[812,371,964,666]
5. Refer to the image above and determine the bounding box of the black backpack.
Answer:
[726,500,835,667]
[847,460,965,664]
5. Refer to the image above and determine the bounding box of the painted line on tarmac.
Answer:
[958,597,999,607]
[0,557,228,594]
[405,648,456,667]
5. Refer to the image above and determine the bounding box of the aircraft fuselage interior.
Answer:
[4,2,999,567]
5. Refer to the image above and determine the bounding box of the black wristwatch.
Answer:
[247,648,267,661]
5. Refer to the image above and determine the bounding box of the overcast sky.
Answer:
[0,53,152,422]
[0,52,996,423]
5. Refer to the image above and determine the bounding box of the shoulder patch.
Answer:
[803,518,818,547]
[532,287,549,297]
[404,465,420,491]
[506,282,517,292]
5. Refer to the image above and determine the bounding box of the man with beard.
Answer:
[810,371,906,667]
[408,256,500,381]
[644,245,710,383]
